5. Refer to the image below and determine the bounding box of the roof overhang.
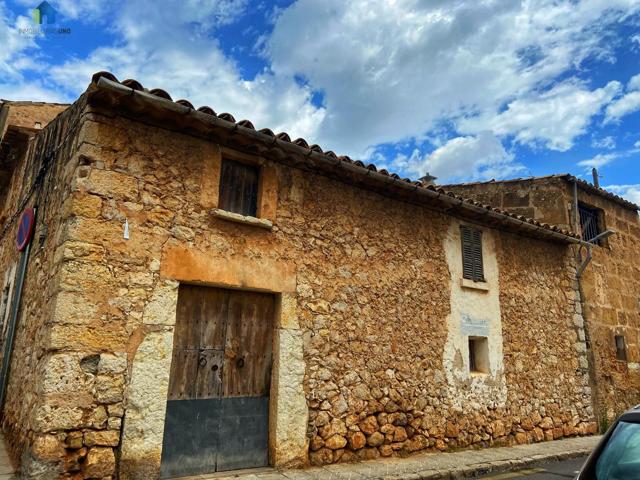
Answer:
[85,74,586,246]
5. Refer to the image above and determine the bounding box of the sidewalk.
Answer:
[186,435,600,480]
[0,434,15,480]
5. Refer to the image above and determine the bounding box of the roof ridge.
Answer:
[442,174,638,211]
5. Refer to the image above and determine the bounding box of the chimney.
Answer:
[592,168,600,189]
[419,173,437,186]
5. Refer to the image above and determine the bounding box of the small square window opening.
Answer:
[469,336,489,374]
[615,335,627,361]
[218,158,260,217]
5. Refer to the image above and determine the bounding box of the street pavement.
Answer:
[480,456,587,479]
[180,436,599,479]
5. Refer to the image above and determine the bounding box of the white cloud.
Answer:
[390,131,522,183]
[603,73,640,123]
[591,136,616,149]
[45,0,325,140]
[605,91,640,123]
[628,73,640,91]
[577,153,620,169]
[605,184,640,205]
[3,0,640,186]
[268,0,640,157]
[462,80,621,151]
[0,2,67,101]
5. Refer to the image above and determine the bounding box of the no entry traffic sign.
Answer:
[16,208,35,252]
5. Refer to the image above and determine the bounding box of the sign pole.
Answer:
[0,208,37,410]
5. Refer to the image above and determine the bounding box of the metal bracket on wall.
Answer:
[576,230,616,279]
[576,244,592,279]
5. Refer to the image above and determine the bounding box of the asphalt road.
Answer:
[479,455,587,479]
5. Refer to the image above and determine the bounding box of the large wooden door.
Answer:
[160,285,274,478]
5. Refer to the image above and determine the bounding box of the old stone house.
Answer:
[0,71,633,479]
[447,175,640,426]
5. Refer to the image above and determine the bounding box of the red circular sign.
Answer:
[16,208,35,252]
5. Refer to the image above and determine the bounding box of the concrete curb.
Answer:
[392,447,591,480]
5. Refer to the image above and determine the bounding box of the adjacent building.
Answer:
[0,72,635,479]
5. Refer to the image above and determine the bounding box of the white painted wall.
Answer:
[442,219,507,409]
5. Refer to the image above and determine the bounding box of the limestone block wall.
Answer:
[574,189,640,422]
[0,100,87,477]
[446,177,572,229]
[0,102,69,138]
[0,102,597,478]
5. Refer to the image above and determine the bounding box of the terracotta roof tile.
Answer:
[197,106,215,115]
[149,88,172,100]
[237,120,255,130]
[122,79,144,91]
[218,113,235,122]
[176,99,194,109]
[258,128,275,136]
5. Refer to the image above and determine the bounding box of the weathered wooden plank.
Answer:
[223,291,274,397]
[169,285,229,400]
[218,158,259,217]
[167,349,198,400]
[195,349,224,399]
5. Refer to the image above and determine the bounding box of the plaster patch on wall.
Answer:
[269,326,308,468]
[119,280,177,480]
[442,220,507,409]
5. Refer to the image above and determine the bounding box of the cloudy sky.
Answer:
[2,0,640,204]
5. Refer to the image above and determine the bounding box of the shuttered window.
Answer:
[461,225,484,282]
[218,158,260,217]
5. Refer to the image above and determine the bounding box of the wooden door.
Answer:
[160,285,274,478]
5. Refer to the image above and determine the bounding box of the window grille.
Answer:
[579,204,603,244]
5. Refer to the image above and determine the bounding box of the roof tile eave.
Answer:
[87,71,583,242]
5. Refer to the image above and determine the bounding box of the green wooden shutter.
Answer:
[461,226,484,282]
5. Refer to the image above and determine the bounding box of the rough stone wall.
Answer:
[497,234,594,442]
[6,104,596,478]
[0,100,86,477]
[446,178,572,229]
[574,189,640,422]
[446,178,640,424]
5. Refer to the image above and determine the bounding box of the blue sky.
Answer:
[1,0,639,204]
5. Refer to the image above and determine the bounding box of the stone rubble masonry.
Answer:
[447,178,640,424]
[0,99,598,479]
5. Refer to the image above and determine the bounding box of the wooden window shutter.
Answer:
[218,158,260,217]
[461,225,484,282]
